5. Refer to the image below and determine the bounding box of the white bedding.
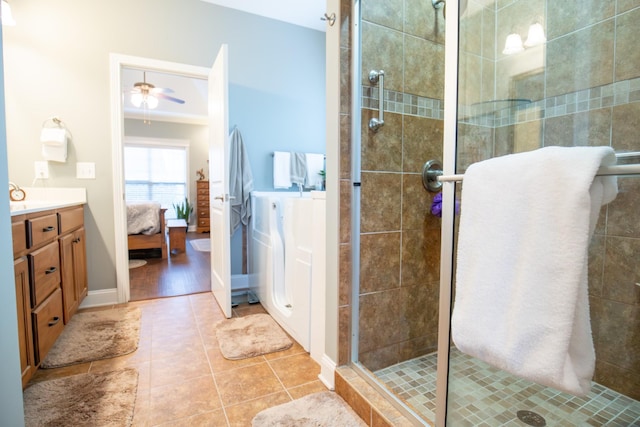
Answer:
[126,202,161,235]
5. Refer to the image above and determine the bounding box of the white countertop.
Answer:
[10,187,87,216]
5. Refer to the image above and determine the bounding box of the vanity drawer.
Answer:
[58,206,84,234]
[29,241,61,308]
[32,287,64,365]
[12,220,27,257]
[27,213,58,248]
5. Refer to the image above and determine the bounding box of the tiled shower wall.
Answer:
[356,0,446,371]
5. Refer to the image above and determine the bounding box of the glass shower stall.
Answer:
[349,0,640,425]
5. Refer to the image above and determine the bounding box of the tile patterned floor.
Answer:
[376,348,640,426]
[28,293,328,426]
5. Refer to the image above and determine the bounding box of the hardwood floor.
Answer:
[129,232,211,301]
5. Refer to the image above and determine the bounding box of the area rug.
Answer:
[190,238,211,252]
[128,259,147,269]
[40,307,141,368]
[252,392,367,426]
[215,313,292,360]
[24,368,138,427]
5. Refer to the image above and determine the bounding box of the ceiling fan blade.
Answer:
[156,93,185,104]
[151,87,175,94]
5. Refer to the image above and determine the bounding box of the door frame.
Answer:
[109,53,210,303]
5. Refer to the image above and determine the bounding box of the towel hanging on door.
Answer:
[229,127,254,234]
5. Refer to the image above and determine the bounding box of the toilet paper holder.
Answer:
[41,116,71,163]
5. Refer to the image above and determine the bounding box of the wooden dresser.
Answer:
[196,180,210,233]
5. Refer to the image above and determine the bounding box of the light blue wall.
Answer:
[4,0,325,289]
[0,29,27,426]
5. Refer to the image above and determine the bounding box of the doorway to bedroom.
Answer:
[114,57,214,302]
[124,136,211,301]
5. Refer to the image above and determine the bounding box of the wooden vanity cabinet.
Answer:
[14,257,34,388]
[59,227,87,323]
[11,203,87,387]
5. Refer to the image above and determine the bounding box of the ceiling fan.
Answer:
[129,71,185,109]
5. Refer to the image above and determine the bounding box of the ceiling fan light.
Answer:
[2,0,16,26]
[131,93,143,107]
[146,95,159,109]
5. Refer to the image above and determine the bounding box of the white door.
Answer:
[208,44,232,318]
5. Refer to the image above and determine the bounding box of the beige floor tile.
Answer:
[215,361,285,406]
[150,350,211,388]
[224,392,291,427]
[262,339,306,360]
[206,345,265,374]
[151,333,204,360]
[149,375,221,425]
[268,352,321,388]
[131,386,151,427]
[155,409,228,427]
[287,379,329,399]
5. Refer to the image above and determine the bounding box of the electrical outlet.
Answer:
[76,162,96,179]
[35,161,49,179]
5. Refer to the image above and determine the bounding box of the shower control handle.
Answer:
[369,70,385,132]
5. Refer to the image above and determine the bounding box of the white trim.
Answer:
[318,354,337,390]
[124,136,190,148]
[79,288,119,308]
[110,53,210,304]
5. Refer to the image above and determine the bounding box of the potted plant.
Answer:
[318,169,326,190]
[173,197,193,223]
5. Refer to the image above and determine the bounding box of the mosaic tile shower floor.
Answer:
[375,348,640,426]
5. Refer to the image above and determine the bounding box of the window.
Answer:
[124,138,189,219]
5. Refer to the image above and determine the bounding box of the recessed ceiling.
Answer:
[122,67,208,125]
[200,0,327,32]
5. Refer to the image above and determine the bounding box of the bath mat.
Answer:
[190,238,211,252]
[23,368,138,427]
[128,259,147,269]
[40,307,141,368]
[252,392,367,426]
[215,313,292,360]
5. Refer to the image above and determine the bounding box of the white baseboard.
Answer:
[79,288,119,309]
[318,354,336,390]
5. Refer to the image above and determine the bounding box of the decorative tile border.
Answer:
[362,76,640,128]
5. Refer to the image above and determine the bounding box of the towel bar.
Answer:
[422,160,640,192]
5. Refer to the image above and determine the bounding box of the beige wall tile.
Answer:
[403,116,444,173]
[545,20,615,97]
[546,0,614,40]
[361,111,403,172]
[616,8,640,82]
[360,232,401,293]
[404,35,445,99]
[361,22,404,92]
[360,172,402,233]
[362,0,404,31]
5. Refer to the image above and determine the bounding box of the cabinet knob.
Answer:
[48,316,61,327]
[43,226,56,232]
[45,267,57,274]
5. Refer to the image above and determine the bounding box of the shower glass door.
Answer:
[444,1,640,425]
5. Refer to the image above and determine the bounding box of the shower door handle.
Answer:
[369,70,385,132]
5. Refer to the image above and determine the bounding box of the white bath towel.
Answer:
[305,153,325,188]
[273,151,291,189]
[451,146,618,396]
[290,152,307,186]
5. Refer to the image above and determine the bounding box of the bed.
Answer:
[127,202,167,259]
